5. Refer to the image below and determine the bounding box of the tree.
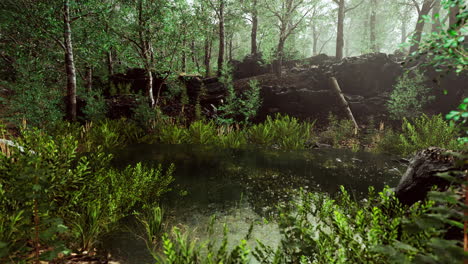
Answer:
[332,0,365,60]
[266,0,314,77]
[369,0,378,52]
[408,0,436,55]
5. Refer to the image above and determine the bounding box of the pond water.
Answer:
[105,144,405,263]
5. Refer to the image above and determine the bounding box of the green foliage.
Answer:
[159,123,188,144]
[1,80,64,128]
[254,187,440,263]
[374,128,405,155]
[0,128,174,262]
[248,114,314,150]
[218,127,247,149]
[187,120,217,145]
[82,90,108,122]
[415,0,467,73]
[446,97,468,144]
[217,67,262,125]
[387,70,434,120]
[132,95,163,128]
[157,224,251,263]
[375,114,461,155]
[399,114,460,155]
[321,113,356,147]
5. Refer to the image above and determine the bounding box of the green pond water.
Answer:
[104,144,406,263]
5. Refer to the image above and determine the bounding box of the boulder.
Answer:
[331,53,403,97]
[232,53,269,80]
[395,147,464,206]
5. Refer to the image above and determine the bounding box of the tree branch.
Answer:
[345,0,365,13]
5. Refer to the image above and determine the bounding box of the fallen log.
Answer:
[329,77,359,134]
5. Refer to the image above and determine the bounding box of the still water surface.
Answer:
[106,144,405,263]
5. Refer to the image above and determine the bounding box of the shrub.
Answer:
[82,90,107,122]
[399,114,459,155]
[387,70,434,120]
[159,124,188,144]
[217,66,262,125]
[218,127,247,149]
[0,129,174,262]
[321,113,356,147]
[254,187,441,263]
[187,120,217,145]
[2,80,64,128]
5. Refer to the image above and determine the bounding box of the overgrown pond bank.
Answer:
[106,144,406,263]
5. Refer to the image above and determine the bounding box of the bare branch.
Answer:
[345,0,365,13]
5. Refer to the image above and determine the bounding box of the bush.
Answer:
[399,114,460,155]
[0,129,174,262]
[1,80,64,128]
[217,66,262,125]
[254,187,443,263]
[387,70,434,120]
[247,114,313,149]
[82,90,107,122]
[321,113,356,147]
[187,120,217,145]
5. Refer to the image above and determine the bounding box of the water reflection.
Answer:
[108,144,404,263]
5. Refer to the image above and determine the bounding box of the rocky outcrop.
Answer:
[395,147,464,206]
[231,53,269,80]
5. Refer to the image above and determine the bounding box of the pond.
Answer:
[105,144,406,263]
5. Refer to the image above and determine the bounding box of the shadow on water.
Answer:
[105,144,405,263]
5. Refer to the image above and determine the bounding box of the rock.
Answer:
[232,53,269,79]
[107,68,168,97]
[395,147,464,205]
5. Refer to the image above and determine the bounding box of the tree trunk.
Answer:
[251,0,258,55]
[401,18,407,44]
[312,24,318,55]
[85,66,92,93]
[275,38,285,77]
[431,0,441,32]
[449,5,459,29]
[335,0,345,60]
[107,50,114,76]
[409,0,434,55]
[191,40,200,72]
[228,37,233,62]
[147,68,155,107]
[217,0,225,77]
[330,77,359,134]
[204,35,211,77]
[181,38,186,72]
[370,0,378,52]
[64,0,77,121]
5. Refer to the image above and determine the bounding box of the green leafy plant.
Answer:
[399,114,460,155]
[82,90,108,122]
[254,187,439,264]
[2,80,64,128]
[321,113,356,147]
[387,70,434,120]
[187,120,217,145]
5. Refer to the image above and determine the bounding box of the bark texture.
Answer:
[64,0,77,121]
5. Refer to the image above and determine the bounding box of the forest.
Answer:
[0,0,467,263]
